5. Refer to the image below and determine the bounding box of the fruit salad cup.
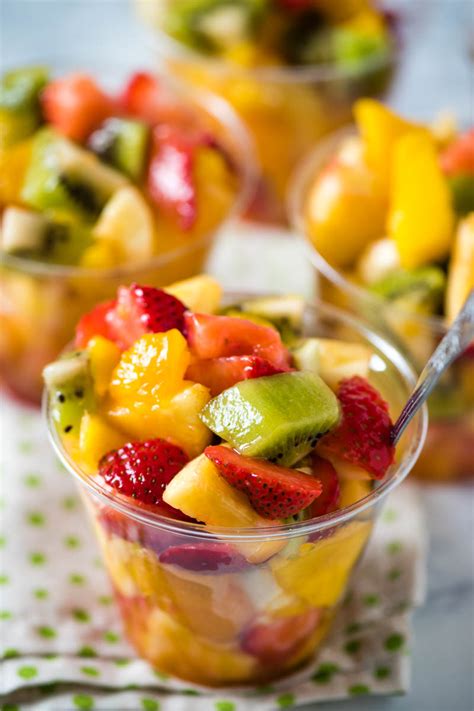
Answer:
[44,275,425,687]
[0,65,253,404]
[289,101,474,481]
[141,0,399,222]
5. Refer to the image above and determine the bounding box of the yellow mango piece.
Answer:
[192,147,237,236]
[339,478,372,508]
[79,240,120,269]
[0,139,33,205]
[273,521,372,607]
[445,214,474,324]
[86,336,121,397]
[165,274,222,314]
[79,412,128,473]
[163,454,285,563]
[354,99,426,190]
[108,382,211,459]
[388,131,455,269]
[316,338,373,390]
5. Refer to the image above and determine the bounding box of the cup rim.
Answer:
[0,71,257,280]
[44,292,427,541]
[287,125,449,335]
[149,21,399,85]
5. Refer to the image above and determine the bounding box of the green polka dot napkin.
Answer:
[1,227,427,709]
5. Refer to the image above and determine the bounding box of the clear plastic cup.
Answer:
[0,64,255,404]
[149,26,399,223]
[46,296,426,687]
[288,129,474,482]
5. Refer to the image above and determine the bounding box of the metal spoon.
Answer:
[391,289,474,445]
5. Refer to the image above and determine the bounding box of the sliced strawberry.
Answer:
[184,312,291,370]
[41,73,114,142]
[109,283,187,349]
[159,543,248,573]
[74,299,117,348]
[186,355,285,396]
[205,445,322,519]
[99,438,188,518]
[309,455,340,517]
[441,129,474,176]
[317,376,395,480]
[241,609,321,664]
[98,505,192,553]
[120,71,194,127]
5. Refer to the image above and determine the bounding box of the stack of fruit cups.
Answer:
[45,277,426,687]
[141,0,400,222]
[0,64,254,404]
[288,101,474,481]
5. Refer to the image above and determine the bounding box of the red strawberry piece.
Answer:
[98,506,192,553]
[241,609,321,664]
[205,446,323,519]
[109,283,187,349]
[186,355,285,396]
[317,376,395,480]
[41,73,114,142]
[309,454,340,517]
[120,71,194,127]
[74,299,117,348]
[184,312,291,370]
[277,0,313,10]
[159,542,249,573]
[99,439,189,518]
[441,129,474,176]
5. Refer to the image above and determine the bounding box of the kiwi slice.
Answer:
[0,66,48,147]
[200,371,340,466]
[87,118,150,181]
[165,0,266,53]
[21,128,128,222]
[369,266,446,316]
[1,206,91,265]
[43,351,95,437]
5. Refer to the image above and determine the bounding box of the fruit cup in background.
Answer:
[45,277,426,686]
[139,0,400,223]
[0,65,254,403]
[289,100,474,481]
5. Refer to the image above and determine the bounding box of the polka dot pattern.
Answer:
[0,396,425,709]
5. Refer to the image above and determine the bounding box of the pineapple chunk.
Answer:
[163,454,285,563]
[86,336,121,397]
[339,478,372,508]
[356,237,401,286]
[445,214,474,324]
[165,274,222,313]
[79,412,128,473]
[293,338,372,390]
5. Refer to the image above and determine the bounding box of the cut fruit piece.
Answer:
[200,371,340,466]
[163,454,285,562]
[369,266,446,316]
[317,376,394,480]
[75,300,117,349]
[21,128,128,222]
[387,131,454,269]
[238,295,305,339]
[0,66,48,148]
[338,477,372,508]
[292,337,373,390]
[120,72,193,127]
[1,206,91,265]
[308,455,340,517]
[184,311,291,370]
[87,117,150,180]
[186,355,284,396]
[86,336,121,397]
[159,543,249,573]
[92,186,156,264]
[165,274,222,313]
[43,350,95,437]
[440,128,474,176]
[241,609,321,665]
[445,214,474,324]
[205,445,323,519]
[0,138,33,204]
[356,237,401,286]
[41,73,114,142]
[78,412,128,473]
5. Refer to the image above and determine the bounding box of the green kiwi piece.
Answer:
[200,371,340,466]
[369,266,446,316]
[1,206,91,265]
[87,118,150,181]
[165,0,267,53]
[21,128,128,222]
[43,351,95,437]
[0,66,48,147]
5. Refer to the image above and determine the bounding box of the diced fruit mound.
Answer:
[205,445,323,519]
[318,376,395,479]
[186,355,285,396]
[99,438,189,518]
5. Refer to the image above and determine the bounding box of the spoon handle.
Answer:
[391,289,474,445]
